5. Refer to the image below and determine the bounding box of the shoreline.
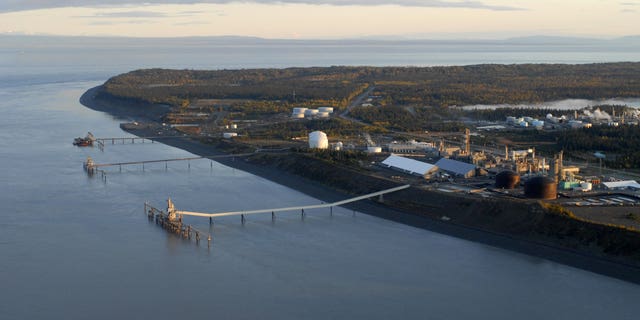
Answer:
[80,85,640,284]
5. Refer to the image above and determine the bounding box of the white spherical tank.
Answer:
[309,131,329,149]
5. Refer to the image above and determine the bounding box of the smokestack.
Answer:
[464,128,471,155]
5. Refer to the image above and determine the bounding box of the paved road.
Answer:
[338,85,375,124]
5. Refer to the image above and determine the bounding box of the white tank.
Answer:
[367,146,382,153]
[292,107,307,114]
[334,141,343,151]
[317,112,330,118]
[318,107,334,113]
[531,120,545,128]
[223,132,238,139]
[304,109,319,117]
[581,182,593,191]
[231,124,238,129]
[309,131,328,149]
[292,113,305,119]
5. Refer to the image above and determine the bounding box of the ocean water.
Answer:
[1,39,639,319]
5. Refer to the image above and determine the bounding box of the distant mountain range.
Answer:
[2,34,640,48]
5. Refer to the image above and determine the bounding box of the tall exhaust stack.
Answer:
[464,128,471,155]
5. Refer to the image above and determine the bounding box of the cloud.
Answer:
[73,9,211,19]
[0,0,525,13]
[85,11,169,18]
[88,19,159,25]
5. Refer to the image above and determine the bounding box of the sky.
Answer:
[0,0,638,39]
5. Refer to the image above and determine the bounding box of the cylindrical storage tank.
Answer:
[222,132,238,139]
[367,146,382,153]
[231,124,238,129]
[495,171,520,189]
[581,182,593,191]
[293,107,307,114]
[292,113,305,119]
[304,109,319,117]
[318,107,334,113]
[308,131,328,149]
[524,176,557,199]
[531,120,545,128]
[317,112,330,118]
[334,141,343,151]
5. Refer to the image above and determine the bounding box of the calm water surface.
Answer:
[1,42,639,319]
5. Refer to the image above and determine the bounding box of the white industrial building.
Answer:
[308,131,329,149]
[602,180,640,190]
[435,158,477,178]
[388,140,436,153]
[381,154,438,178]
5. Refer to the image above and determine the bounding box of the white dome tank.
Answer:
[309,131,329,149]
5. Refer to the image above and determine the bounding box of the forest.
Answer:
[101,63,640,108]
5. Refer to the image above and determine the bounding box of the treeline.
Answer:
[556,126,640,168]
[103,67,367,105]
[350,105,466,132]
[247,118,384,140]
[509,126,640,169]
[102,63,640,108]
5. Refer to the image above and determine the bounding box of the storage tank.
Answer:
[308,131,329,149]
[317,112,330,118]
[580,182,593,192]
[367,146,382,153]
[304,109,319,117]
[495,171,520,189]
[292,113,305,119]
[292,107,307,115]
[222,132,238,139]
[531,120,545,128]
[524,176,557,199]
[318,107,334,113]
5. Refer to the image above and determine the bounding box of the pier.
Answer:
[93,135,186,150]
[145,201,212,247]
[83,153,252,175]
[143,185,409,247]
[165,184,410,220]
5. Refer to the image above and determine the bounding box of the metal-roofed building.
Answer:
[435,158,477,178]
[381,154,438,178]
[602,180,640,190]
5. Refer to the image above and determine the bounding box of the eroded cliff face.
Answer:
[246,152,640,265]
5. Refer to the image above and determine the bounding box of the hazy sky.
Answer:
[0,0,638,39]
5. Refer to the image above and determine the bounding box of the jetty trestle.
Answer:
[83,153,253,176]
[153,184,410,223]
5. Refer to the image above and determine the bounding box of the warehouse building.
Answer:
[381,154,438,179]
[435,158,477,178]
